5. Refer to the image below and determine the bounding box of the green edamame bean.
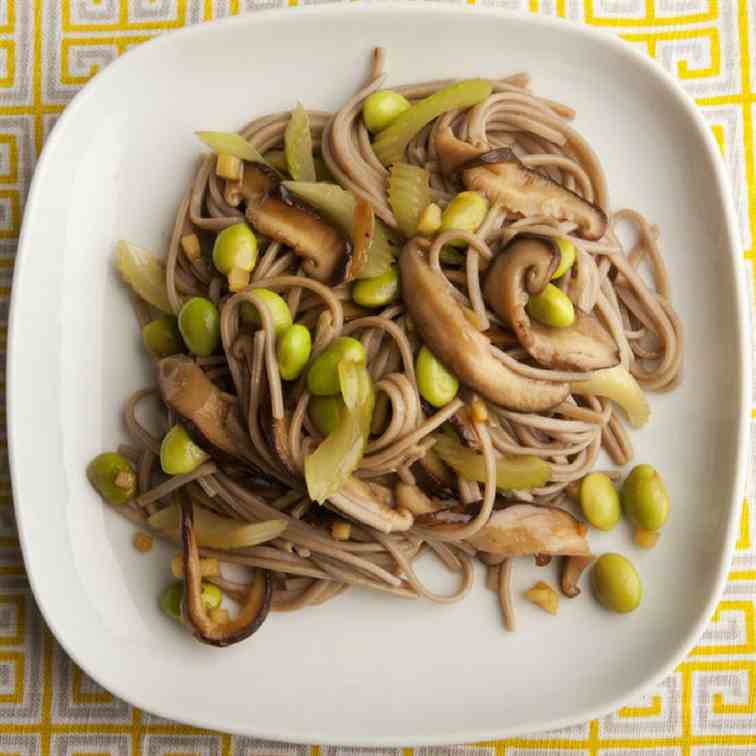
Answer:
[352,268,400,308]
[621,464,669,531]
[240,289,293,336]
[159,581,221,623]
[580,472,621,531]
[178,297,220,357]
[309,395,346,436]
[591,553,642,613]
[552,238,576,280]
[307,337,366,396]
[87,452,136,505]
[142,316,183,359]
[160,582,183,621]
[526,283,575,328]
[440,191,489,247]
[416,346,459,408]
[277,324,312,381]
[160,425,209,475]
[212,223,258,275]
[362,90,411,133]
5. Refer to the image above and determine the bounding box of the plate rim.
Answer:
[8,1,752,745]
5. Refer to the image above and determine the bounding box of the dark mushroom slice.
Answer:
[434,128,607,241]
[483,236,619,371]
[409,449,456,499]
[241,163,352,285]
[399,241,569,412]
[560,554,595,598]
[181,498,272,646]
[158,356,252,461]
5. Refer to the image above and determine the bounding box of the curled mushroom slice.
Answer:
[328,477,414,534]
[560,554,595,598]
[181,498,272,646]
[465,504,591,557]
[242,163,351,284]
[158,356,251,461]
[399,241,568,412]
[483,236,619,371]
[434,128,607,240]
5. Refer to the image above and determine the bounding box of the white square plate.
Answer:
[9,3,750,746]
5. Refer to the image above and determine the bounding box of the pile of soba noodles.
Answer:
[96,49,682,646]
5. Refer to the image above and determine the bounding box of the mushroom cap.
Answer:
[399,241,568,412]
[483,236,619,371]
[560,554,596,598]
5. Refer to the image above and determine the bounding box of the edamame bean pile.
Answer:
[100,49,683,646]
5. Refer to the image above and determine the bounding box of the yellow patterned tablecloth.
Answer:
[1,1,755,753]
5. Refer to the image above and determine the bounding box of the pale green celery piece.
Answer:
[570,365,650,428]
[387,163,431,237]
[304,360,374,503]
[196,131,267,165]
[284,103,316,182]
[115,240,172,313]
[372,79,493,166]
[433,434,551,490]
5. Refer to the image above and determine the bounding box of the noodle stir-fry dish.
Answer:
[89,49,681,646]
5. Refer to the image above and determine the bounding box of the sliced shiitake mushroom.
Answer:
[241,163,352,285]
[419,501,590,557]
[434,127,607,241]
[180,498,271,646]
[483,236,618,371]
[158,356,252,461]
[399,241,568,412]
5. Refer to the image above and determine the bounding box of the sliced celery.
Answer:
[305,360,375,503]
[149,504,287,549]
[115,240,172,313]
[433,434,551,490]
[372,79,493,166]
[284,104,316,182]
[570,365,650,428]
[195,131,267,164]
[388,163,431,237]
[283,181,396,278]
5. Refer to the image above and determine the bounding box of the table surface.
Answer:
[1,1,755,754]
